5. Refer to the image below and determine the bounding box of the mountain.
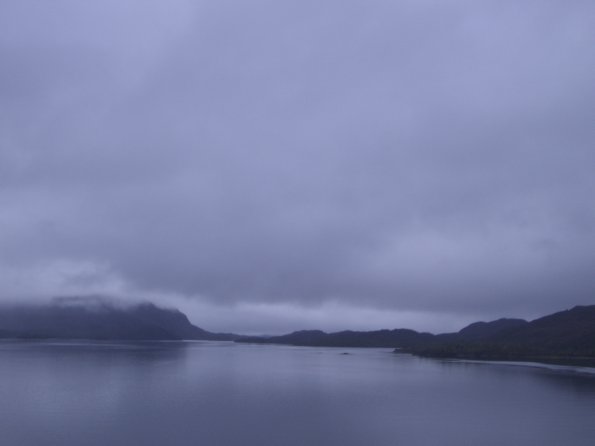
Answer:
[455,318,529,341]
[0,297,239,341]
[237,305,595,365]
[2,299,594,365]
[408,305,595,364]
[495,305,595,352]
[238,328,434,348]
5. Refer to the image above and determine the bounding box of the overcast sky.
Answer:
[1,0,594,334]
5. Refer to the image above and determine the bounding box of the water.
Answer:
[0,341,594,446]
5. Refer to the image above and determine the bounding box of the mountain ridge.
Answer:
[0,298,239,341]
[2,300,594,366]
[237,305,595,366]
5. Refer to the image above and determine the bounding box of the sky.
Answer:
[1,0,594,334]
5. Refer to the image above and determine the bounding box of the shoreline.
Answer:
[441,358,595,376]
[404,351,595,370]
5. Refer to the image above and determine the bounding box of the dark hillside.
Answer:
[0,298,239,341]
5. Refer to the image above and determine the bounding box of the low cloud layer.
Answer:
[1,1,594,333]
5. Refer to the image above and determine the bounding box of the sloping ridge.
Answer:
[0,298,238,341]
[410,305,595,361]
[492,305,595,353]
[455,318,529,341]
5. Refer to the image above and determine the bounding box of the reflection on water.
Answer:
[0,341,594,446]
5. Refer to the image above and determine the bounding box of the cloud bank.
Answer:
[1,0,594,332]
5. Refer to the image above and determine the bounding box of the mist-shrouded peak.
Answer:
[0,296,237,341]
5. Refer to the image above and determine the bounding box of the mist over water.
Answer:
[1,341,594,446]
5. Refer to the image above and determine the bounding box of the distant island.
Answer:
[0,297,239,341]
[237,305,595,367]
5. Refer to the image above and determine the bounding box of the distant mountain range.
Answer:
[0,297,238,341]
[2,299,594,366]
[239,328,435,349]
[238,305,595,366]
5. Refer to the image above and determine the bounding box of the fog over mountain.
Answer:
[1,1,594,334]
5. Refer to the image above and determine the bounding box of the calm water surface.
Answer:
[0,340,594,446]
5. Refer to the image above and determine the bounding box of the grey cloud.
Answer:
[1,0,594,332]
